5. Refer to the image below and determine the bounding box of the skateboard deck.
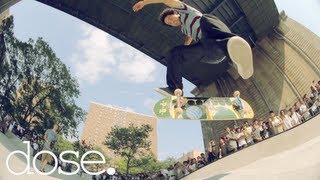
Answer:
[153,96,254,120]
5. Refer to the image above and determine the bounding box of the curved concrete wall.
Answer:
[183,114,320,179]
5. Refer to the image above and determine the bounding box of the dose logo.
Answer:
[6,141,116,176]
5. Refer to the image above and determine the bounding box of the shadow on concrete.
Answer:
[204,173,229,180]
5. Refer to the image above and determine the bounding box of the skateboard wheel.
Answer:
[175,107,183,114]
[174,89,183,96]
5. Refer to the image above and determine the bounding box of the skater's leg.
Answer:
[166,43,206,90]
[200,15,254,79]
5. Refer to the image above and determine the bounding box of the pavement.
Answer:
[204,134,320,180]
[0,132,92,180]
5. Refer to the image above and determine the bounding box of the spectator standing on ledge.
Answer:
[200,153,208,165]
[269,111,284,135]
[40,123,59,172]
[243,122,254,145]
[252,119,263,143]
[218,137,228,158]
[236,127,247,149]
[280,110,294,131]
[32,140,39,157]
[289,108,302,126]
[225,127,238,153]
[8,120,15,132]
[207,139,218,163]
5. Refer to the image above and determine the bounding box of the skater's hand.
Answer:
[133,1,145,12]
[184,35,192,45]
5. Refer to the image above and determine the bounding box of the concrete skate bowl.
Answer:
[182,114,320,180]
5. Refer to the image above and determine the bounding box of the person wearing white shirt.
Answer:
[279,110,294,131]
[188,158,197,172]
[32,141,39,156]
[8,121,15,132]
[290,108,302,126]
[243,122,254,145]
[236,128,247,149]
[269,111,284,134]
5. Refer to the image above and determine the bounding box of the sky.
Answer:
[8,0,320,160]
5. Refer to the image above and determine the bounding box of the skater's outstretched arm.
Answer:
[133,0,183,12]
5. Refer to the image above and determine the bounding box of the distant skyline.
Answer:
[8,0,320,160]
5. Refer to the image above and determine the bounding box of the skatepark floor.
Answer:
[202,135,320,180]
[0,132,92,180]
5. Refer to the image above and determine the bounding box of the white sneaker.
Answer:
[227,36,254,79]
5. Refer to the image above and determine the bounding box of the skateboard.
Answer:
[153,92,254,120]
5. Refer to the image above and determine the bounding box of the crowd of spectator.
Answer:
[0,119,42,156]
[92,172,161,180]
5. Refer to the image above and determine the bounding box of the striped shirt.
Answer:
[174,2,203,41]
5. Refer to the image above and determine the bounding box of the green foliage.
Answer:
[114,159,127,174]
[131,155,163,174]
[84,146,110,171]
[0,16,85,137]
[115,155,177,175]
[159,156,177,168]
[72,140,110,171]
[104,124,153,176]
[0,16,21,120]
[55,135,75,159]
[73,140,93,161]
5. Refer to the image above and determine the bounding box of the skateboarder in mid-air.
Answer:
[133,0,254,96]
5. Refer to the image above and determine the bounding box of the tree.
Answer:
[139,156,177,173]
[73,140,110,172]
[0,16,85,137]
[0,16,22,121]
[55,135,75,160]
[85,146,110,172]
[73,139,93,161]
[114,155,177,175]
[104,124,153,176]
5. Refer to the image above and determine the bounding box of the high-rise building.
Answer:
[81,102,158,160]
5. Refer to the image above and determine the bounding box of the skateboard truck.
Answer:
[174,89,183,117]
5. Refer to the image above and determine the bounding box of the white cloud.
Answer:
[118,56,156,83]
[70,23,157,84]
